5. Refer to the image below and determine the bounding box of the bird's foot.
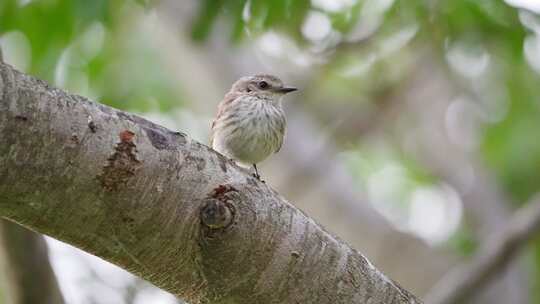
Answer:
[251,172,265,183]
[251,164,265,183]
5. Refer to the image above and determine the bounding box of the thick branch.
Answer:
[0,62,421,303]
[0,39,65,304]
[425,196,540,304]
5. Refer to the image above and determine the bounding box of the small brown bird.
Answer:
[211,74,297,179]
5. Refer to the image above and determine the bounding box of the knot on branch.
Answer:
[200,185,238,230]
[201,199,234,229]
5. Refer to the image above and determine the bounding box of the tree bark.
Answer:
[0,62,421,303]
[0,40,65,304]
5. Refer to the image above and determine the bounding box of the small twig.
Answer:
[425,194,540,304]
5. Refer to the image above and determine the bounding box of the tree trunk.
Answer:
[0,62,421,303]
[0,221,65,304]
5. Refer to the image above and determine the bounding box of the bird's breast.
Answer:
[213,98,285,164]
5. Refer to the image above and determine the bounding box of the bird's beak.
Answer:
[276,86,298,94]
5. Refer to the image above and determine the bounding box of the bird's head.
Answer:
[230,74,297,101]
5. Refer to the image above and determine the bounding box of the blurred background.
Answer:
[1,0,540,303]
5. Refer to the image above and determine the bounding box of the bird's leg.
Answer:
[252,164,263,181]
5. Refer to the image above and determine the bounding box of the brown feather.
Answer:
[210,91,241,145]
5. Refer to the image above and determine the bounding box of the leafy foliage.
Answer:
[0,0,118,78]
[0,0,183,111]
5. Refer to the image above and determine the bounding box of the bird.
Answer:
[210,74,297,180]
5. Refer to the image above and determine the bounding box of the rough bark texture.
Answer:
[0,62,421,303]
[0,221,65,304]
[0,42,65,304]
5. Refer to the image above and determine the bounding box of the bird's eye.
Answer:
[258,81,269,89]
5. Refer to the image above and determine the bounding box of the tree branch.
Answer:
[0,38,65,304]
[425,195,540,304]
[0,62,421,303]
[0,221,65,304]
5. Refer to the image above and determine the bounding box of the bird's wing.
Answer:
[275,139,283,153]
[274,115,286,153]
[210,92,240,147]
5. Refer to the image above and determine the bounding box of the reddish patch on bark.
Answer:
[210,185,237,199]
[97,130,141,191]
[120,130,135,143]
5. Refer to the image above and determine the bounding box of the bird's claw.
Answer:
[252,173,265,183]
